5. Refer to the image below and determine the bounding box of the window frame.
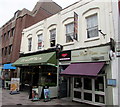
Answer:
[37,33,43,49]
[28,37,32,51]
[86,14,98,39]
[50,29,56,47]
[65,22,74,43]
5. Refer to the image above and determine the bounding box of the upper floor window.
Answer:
[86,14,98,38]
[4,33,6,40]
[8,30,11,38]
[50,29,56,47]
[8,45,12,55]
[2,48,4,56]
[5,47,7,56]
[11,28,15,36]
[38,34,43,49]
[28,38,32,51]
[65,23,74,43]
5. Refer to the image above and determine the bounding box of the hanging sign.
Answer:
[74,12,78,41]
[59,51,71,61]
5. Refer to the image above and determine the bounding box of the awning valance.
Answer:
[60,62,105,76]
[13,52,57,66]
[3,63,16,69]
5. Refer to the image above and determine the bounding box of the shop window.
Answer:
[38,34,43,49]
[74,91,81,99]
[39,66,57,86]
[95,94,105,103]
[28,38,32,51]
[74,78,82,88]
[84,78,92,90]
[84,92,92,101]
[65,23,74,43]
[50,29,56,47]
[95,76,104,92]
[86,14,98,38]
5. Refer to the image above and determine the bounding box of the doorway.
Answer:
[73,76,106,105]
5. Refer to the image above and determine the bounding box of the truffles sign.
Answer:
[71,46,110,62]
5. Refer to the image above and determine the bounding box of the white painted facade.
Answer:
[21,0,116,53]
[20,0,119,105]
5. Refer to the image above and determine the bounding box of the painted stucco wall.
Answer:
[21,0,118,105]
[21,0,115,53]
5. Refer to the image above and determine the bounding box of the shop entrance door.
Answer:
[73,76,106,105]
[59,77,67,98]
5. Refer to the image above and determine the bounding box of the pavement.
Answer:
[1,89,95,106]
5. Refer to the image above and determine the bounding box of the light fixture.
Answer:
[48,73,51,76]
[98,30,106,37]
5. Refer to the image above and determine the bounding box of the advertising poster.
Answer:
[44,89,50,101]
[10,78,20,94]
[32,88,39,101]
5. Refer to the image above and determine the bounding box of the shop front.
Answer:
[2,63,17,89]
[59,45,113,105]
[13,52,58,98]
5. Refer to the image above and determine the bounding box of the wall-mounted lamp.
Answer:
[98,30,106,38]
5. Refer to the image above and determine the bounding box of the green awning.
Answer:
[13,52,57,66]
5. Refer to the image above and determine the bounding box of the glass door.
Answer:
[73,76,106,105]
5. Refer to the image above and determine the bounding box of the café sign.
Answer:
[71,46,110,62]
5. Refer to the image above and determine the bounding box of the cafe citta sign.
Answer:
[21,57,42,62]
[71,45,110,62]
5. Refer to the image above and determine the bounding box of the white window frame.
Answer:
[28,37,32,51]
[86,14,98,39]
[37,34,43,50]
[50,29,56,47]
[73,76,106,105]
[65,22,74,43]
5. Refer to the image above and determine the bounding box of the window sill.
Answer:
[63,42,74,46]
[84,37,100,42]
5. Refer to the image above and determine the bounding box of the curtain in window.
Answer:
[86,14,98,38]
[38,34,43,49]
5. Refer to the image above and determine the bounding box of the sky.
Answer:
[0,0,79,27]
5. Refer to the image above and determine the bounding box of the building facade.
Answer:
[14,0,119,106]
[0,1,62,81]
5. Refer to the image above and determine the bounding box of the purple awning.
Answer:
[61,62,105,76]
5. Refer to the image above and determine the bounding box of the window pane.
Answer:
[28,38,32,51]
[95,94,105,103]
[84,78,92,90]
[38,34,43,49]
[95,77,104,92]
[86,14,98,38]
[74,78,82,88]
[74,91,81,99]
[50,29,56,47]
[66,23,74,43]
[39,65,57,86]
[84,92,92,101]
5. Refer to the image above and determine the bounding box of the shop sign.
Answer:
[59,51,71,61]
[107,79,116,87]
[71,46,110,62]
